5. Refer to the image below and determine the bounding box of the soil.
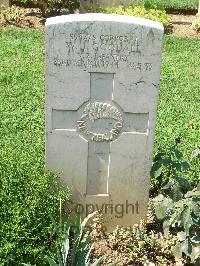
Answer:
[0,7,200,38]
[169,14,200,37]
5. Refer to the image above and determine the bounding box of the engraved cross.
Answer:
[52,73,149,196]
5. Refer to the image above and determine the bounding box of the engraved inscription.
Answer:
[77,102,123,142]
[53,32,153,71]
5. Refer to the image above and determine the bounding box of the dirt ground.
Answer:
[0,7,200,38]
[169,14,200,37]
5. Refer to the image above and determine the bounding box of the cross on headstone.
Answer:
[52,72,149,196]
[46,13,164,230]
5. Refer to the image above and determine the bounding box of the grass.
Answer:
[0,28,199,264]
[130,0,199,10]
[155,36,200,185]
[0,29,70,265]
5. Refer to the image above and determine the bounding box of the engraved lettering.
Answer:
[52,32,154,71]
[144,63,152,71]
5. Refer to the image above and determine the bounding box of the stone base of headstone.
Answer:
[0,0,10,8]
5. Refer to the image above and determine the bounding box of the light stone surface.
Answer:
[45,13,164,230]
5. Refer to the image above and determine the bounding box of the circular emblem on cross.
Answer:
[77,101,123,142]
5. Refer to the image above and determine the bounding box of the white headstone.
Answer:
[45,13,164,230]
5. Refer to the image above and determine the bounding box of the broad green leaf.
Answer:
[154,167,162,178]
[191,248,200,263]
[173,148,183,160]
[170,208,183,227]
[153,152,165,162]
[174,200,184,208]
[150,161,162,177]
[172,242,182,260]
[181,207,192,235]
[172,183,183,202]
[177,231,187,241]
[180,162,190,171]
[174,162,183,171]
[182,239,192,256]
[191,236,200,244]
[176,176,190,189]
[162,178,174,190]
[191,204,200,218]
[192,191,200,197]
[160,158,171,166]
[154,197,173,220]
[153,194,164,202]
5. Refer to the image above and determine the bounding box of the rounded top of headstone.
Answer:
[45,13,164,32]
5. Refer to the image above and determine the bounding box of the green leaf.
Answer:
[21,264,36,266]
[154,167,162,178]
[71,212,98,265]
[177,231,187,241]
[174,162,182,171]
[61,224,70,264]
[181,207,192,235]
[162,178,174,190]
[192,191,200,197]
[191,236,200,244]
[173,148,183,160]
[85,245,93,265]
[192,250,200,264]
[172,183,183,201]
[153,152,165,162]
[172,242,182,261]
[191,203,200,218]
[160,158,171,166]
[90,255,106,266]
[170,207,182,227]
[81,211,98,230]
[46,257,57,266]
[163,219,171,235]
[181,162,190,171]
[176,176,190,189]
[150,161,162,177]
[154,197,173,220]
[182,239,193,256]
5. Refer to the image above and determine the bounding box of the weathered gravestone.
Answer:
[45,13,164,230]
